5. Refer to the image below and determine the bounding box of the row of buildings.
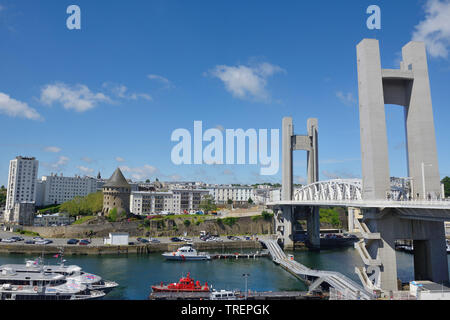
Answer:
[2,156,282,224]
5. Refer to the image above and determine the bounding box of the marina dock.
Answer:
[210,249,270,259]
[148,291,323,300]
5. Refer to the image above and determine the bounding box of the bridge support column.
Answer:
[307,207,320,249]
[360,209,449,293]
[274,206,294,249]
[282,206,294,250]
[413,221,448,284]
[363,209,399,292]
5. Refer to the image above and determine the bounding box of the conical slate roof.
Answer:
[103,168,130,188]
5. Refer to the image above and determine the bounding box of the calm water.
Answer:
[1,248,449,300]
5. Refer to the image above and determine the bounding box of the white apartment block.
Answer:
[37,174,98,206]
[208,186,255,205]
[5,156,39,214]
[130,189,209,215]
[130,191,174,215]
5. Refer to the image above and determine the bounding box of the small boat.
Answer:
[151,273,210,292]
[210,289,242,300]
[162,245,211,261]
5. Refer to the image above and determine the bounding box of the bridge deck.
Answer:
[268,200,450,210]
[261,239,374,300]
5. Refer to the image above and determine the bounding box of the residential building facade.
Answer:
[37,174,98,206]
[5,156,38,215]
[130,189,209,215]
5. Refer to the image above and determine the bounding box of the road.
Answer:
[0,230,272,248]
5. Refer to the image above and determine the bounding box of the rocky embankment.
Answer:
[23,215,274,239]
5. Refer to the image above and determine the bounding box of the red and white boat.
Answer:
[151,273,210,292]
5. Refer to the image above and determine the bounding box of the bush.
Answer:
[261,211,274,220]
[222,217,237,227]
[72,216,95,225]
[183,219,191,227]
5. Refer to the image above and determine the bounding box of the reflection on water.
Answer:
[0,248,448,300]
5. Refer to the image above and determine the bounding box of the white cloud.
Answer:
[76,165,94,174]
[43,156,70,171]
[81,156,94,163]
[208,62,285,102]
[120,164,159,180]
[40,83,112,112]
[412,0,450,58]
[103,83,152,101]
[147,74,172,88]
[44,146,61,153]
[168,174,182,181]
[336,91,357,107]
[115,157,125,162]
[0,92,43,121]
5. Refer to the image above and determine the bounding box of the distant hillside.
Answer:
[59,192,103,216]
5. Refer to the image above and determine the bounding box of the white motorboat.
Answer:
[162,245,211,261]
[0,265,105,300]
[22,254,118,293]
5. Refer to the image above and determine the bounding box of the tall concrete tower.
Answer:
[357,39,440,200]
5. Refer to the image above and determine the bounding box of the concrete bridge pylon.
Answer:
[277,117,319,249]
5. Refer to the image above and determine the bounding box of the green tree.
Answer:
[227,198,233,205]
[59,192,103,216]
[248,197,254,204]
[441,176,450,198]
[199,195,217,213]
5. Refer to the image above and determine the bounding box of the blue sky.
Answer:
[0,0,450,185]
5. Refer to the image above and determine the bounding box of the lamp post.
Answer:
[421,162,433,200]
[242,273,250,300]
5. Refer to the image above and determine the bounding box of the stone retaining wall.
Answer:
[0,240,263,255]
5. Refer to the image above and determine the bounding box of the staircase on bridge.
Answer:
[261,239,374,300]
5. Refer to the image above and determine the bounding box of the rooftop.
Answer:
[103,168,130,188]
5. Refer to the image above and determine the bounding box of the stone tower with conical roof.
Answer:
[102,168,131,216]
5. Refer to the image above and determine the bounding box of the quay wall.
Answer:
[0,240,264,255]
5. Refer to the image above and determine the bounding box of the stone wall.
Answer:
[0,240,264,255]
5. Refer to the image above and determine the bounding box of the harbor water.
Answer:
[0,248,449,300]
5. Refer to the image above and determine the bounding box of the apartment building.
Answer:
[5,156,39,215]
[37,173,98,206]
[208,185,255,205]
[130,189,209,215]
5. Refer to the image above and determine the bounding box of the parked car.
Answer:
[170,237,182,242]
[25,240,35,244]
[35,239,52,245]
[81,239,91,244]
[180,237,192,242]
[79,240,89,246]
[33,237,43,241]
[11,236,24,241]
[2,238,16,243]
[128,242,135,245]
[67,239,79,245]
[137,238,149,243]
[149,238,160,243]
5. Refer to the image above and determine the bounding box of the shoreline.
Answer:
[0,239,265,255]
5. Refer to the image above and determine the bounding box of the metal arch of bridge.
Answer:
[294,179,363,202]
